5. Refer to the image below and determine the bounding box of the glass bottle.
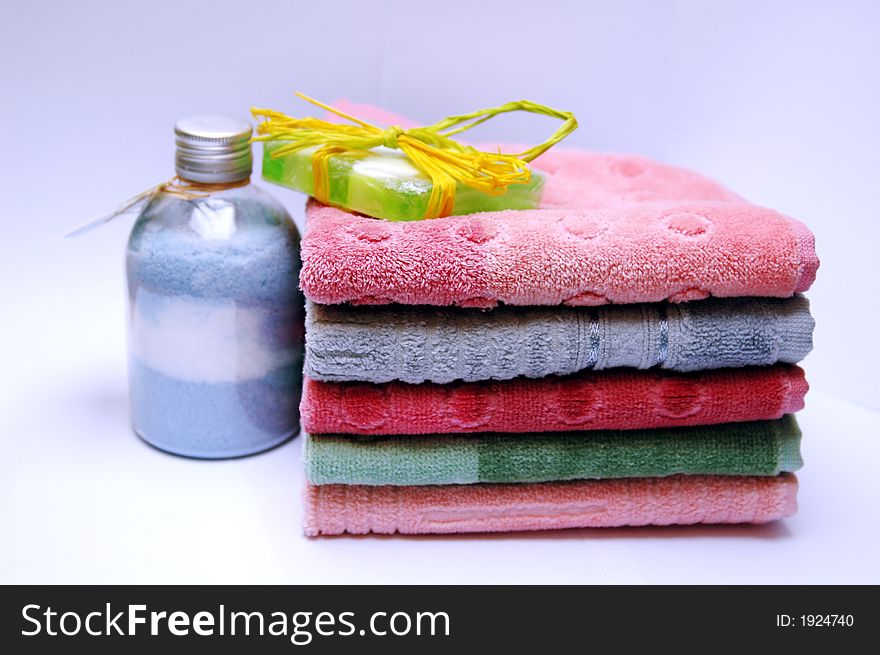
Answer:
[126,116,304,458]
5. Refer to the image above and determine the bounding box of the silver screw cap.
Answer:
[174,116,253,184]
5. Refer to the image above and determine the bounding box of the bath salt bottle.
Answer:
[126,116,304,458]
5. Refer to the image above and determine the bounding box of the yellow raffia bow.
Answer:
[251,93,577,219]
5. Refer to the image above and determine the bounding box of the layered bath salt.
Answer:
[125,116,304,458]
[261,144,545,221]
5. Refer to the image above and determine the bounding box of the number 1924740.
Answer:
[776,614,854,627]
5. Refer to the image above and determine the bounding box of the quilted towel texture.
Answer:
[304,473,799,535]
[300,145,818,307]
[304,416,802,486]
[302,365,808,435]
[304,296,814,383]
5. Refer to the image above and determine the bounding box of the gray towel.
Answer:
[305,296,814,384]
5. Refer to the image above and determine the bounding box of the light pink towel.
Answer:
[304,473,798,536]
[301,102,818,308]
[302,365,808,436]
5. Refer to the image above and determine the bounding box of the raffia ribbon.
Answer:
[251,93,577,219]
[63,177,249,237]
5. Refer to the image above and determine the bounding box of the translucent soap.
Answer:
[261,142,545,221]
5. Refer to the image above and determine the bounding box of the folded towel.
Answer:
[304,473,798,535]
[302,365,807,435]
[304,415,802,486]
[300,142,818,308]
[305,296,813,383]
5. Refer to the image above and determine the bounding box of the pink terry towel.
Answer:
[301,103,818,308]
[302,365,808,436]
[304,473,798,536]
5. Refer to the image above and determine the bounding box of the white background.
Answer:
[1,0,879,583]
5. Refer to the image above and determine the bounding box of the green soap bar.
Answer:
[261,141,544,221]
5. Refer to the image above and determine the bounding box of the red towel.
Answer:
[302,365,807,436]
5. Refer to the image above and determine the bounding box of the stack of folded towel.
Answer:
[295,108,818,536]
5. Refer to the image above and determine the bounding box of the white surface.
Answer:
[2,0,880,583]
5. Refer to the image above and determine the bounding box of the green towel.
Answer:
[304,416,803,486]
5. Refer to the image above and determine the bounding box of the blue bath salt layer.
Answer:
[127,192,301,302]
[129,356,303,459]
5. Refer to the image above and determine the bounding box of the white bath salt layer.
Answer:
[130,290,300,383]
